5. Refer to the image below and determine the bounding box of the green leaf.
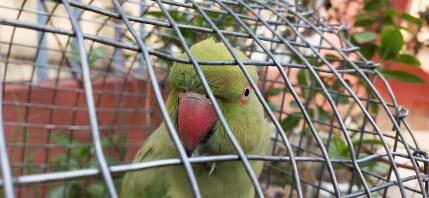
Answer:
[384,8,400,16]
[360,139,383,146]
[289,100,299,109]
[297,70,310,97]
[87,183,105,197]
[266,87,283,96]
[291,54,304,64]
[370,101,379,114]
[52,133,70,147]
[358,43,378,60]
[223,15,236,25]
[399,13,424,25]
[337,95,349,104]
[111,135,119,143]
[169,10,188,22]
[47,185,71,198]
[297,70,307,85]
[324,54,340,61]
[88,46,107,67]
[69,43,80,63]
[360,158,378,168]
[71,146,91,159]
[89,158,99,168]
[317,107,330,122]
[101,136,110,145]
[353,175,364,189]
[329,136,350,159]
[192,16,205,27]
[302,128,312,136]
[180,29,196,45]
[352,135,383,146]
[380,26,404,60]
[145,10,164,18]
[364,0,388,11]
[206,11,222,20]
[380,69,425,83]
[372,162,390,175]
[398,25,417,36]
[353,31,377,44]
[268,102,280,111]
[383,14,396,26]
[280,113,302,132]
[306,56,320,66]
[354,17,377,27]
[52,156,80,170]
[395,54,421,67]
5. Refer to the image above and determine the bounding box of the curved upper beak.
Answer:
[178,92,217,156]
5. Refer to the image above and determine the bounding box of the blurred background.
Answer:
[3,1,428,132]
[295,0,429,155]
[319,0,429,140]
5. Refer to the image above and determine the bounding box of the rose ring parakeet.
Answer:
[121,38,270,198]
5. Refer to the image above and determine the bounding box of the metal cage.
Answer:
[0,0,428,197]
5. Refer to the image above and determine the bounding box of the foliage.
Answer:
[69,43,107,68]
[144,10,237,48]
[263,1,429,194]
[47,133,126,198]
[53,1,427,196]
[349,0,426,83]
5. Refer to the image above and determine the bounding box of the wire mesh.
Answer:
[0,0,428,197]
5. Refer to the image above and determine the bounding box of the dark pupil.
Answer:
[244,88,250,97]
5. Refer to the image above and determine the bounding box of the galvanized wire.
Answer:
[239,1,371,196]
[110,0,202,197]
[0,56,15,198]
[62,0,118,197]
[273,2,427,196]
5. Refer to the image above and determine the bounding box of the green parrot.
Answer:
[121,38,270,198]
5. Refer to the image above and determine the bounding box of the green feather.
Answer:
[121,38,270,198]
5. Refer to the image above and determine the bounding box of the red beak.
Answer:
[178,92,217,156]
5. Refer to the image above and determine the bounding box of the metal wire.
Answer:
[0,56,15,198]
[239,1,371,196]
[61,0,118,197]
[187,2,304,197]
[110,1,202,198]
[0,0,428,197]
[273,2,427,196]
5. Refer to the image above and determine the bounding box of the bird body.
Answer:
[121,38,270,198]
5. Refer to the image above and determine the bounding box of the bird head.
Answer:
[166,38,265,156]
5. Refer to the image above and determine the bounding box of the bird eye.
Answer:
[244,88,250,97]
[240,84,251,104]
